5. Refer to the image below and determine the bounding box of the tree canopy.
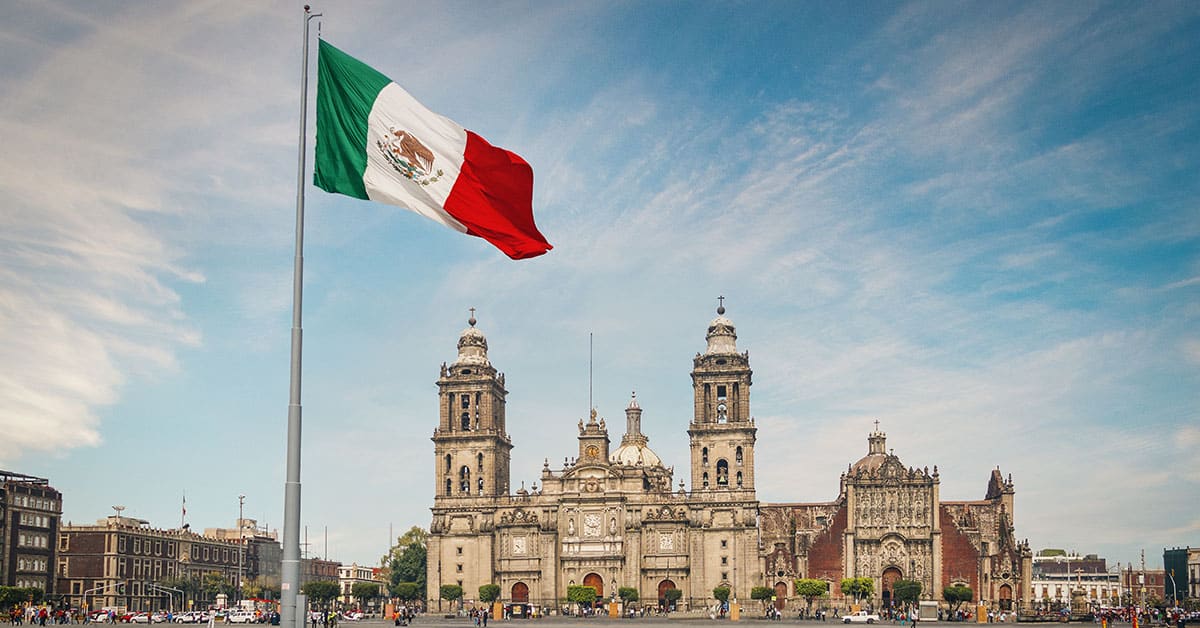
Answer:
[618,587,639,603]
[794,579,829,611]
[893,580,922,606]
[567,585,597,604]
[301,581,340,604]
[393,582,420,602]
[713,586,731,603]
[840,577,874,602]
[382,527,428,602]
[439,584,464,603]
[351,582,381,604]
[0,587,44,606]
[478,584,501,603]
[663,588,683,603]
[943,585,974,614]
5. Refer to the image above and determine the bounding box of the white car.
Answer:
[842,611,880,624]
[227,611,258,624]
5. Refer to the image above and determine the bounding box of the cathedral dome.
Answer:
[611,392,662,467]
[610,442,662,467]
[705,299,738,355]
[452,310,490,368]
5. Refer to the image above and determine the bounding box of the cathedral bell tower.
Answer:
[432,310,512,500]
[688,298,757,493]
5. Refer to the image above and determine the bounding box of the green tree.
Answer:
[794,579,829,615]
[478,584,501,603]
[567,585,598,613]
[0,586,44,606]
[713,586,731,603]
[662,588,682,611]
[393,583,419,603]
[618,587,639,606]
[893,580,922,608]
[943,585,973,616]
[751,586,774,612]
[351,582,381,608]
[201,573,235,602]
[301,581,341,606]
[840,578,874,603]
[440,584,464,611]
[382,527,428,603]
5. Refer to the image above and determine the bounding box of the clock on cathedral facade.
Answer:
[426,302,1032,612]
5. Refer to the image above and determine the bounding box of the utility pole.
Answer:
[238,495,246,605]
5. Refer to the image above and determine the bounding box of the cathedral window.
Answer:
[716,403,727,423]
[702,447,708,465]
[478,478,484,495]
[478,453,484,472]
[720,539,727,548]
[445,455,452,472]
[716,385,727,400]
[445,478,452,496]
[461,394,470,409]
[702,472,709,489]
[461,412,470,430]
[460,466,471,493]
[716,459,729,485]
[735,446,743,465]
[736,471,743,487]
[721,556,728,565]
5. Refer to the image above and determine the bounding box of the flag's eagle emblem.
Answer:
[376,127,443,185]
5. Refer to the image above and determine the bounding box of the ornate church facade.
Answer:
[425,305,1031,612]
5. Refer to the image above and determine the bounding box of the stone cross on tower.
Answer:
[874,420,880,432]
[717,295,725,314]
[469,307,476,326]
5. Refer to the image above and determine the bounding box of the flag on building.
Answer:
[313,40,552,260]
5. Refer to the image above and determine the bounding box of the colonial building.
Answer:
[425,304,1031,612]
[1,470,63,593]
[1029,552,1119,608]
[58,516,247,612]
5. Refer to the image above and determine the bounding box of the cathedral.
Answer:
[425,304,1032,613]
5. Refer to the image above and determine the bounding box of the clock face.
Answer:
[584,513,602,537]
[512,536,526,555]
[585,445,600,458]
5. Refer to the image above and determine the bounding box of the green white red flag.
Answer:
[313,40,552,260]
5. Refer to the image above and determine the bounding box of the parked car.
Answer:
[128,613,151,624]
[842,611,880,624]
[227,611,259,624]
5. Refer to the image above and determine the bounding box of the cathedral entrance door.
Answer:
[881,567,903,610]
[999,585,1013,611]
[658,580,677,611]
[584,573,604,604]
[774,582,788,611]
[511,582,529,604]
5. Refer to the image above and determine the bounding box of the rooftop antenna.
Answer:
[589,332,593,417]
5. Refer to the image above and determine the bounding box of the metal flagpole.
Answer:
[282,7,320,628]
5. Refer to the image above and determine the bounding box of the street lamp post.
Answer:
[238,495,246,606]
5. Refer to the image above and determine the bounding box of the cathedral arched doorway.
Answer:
[584,572,604,602]
[658,579,677,610]
[881,567,903,609]
[774,581,788,611]
[511,582,529,604]
[999,585,1013,611]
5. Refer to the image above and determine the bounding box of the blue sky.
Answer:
[2,1,1197,571]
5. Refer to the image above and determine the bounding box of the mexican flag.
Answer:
[313,40,552,260]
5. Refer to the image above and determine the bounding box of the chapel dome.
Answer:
[850,427,890,474]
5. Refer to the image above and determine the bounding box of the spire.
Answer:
[623,391,646,445]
